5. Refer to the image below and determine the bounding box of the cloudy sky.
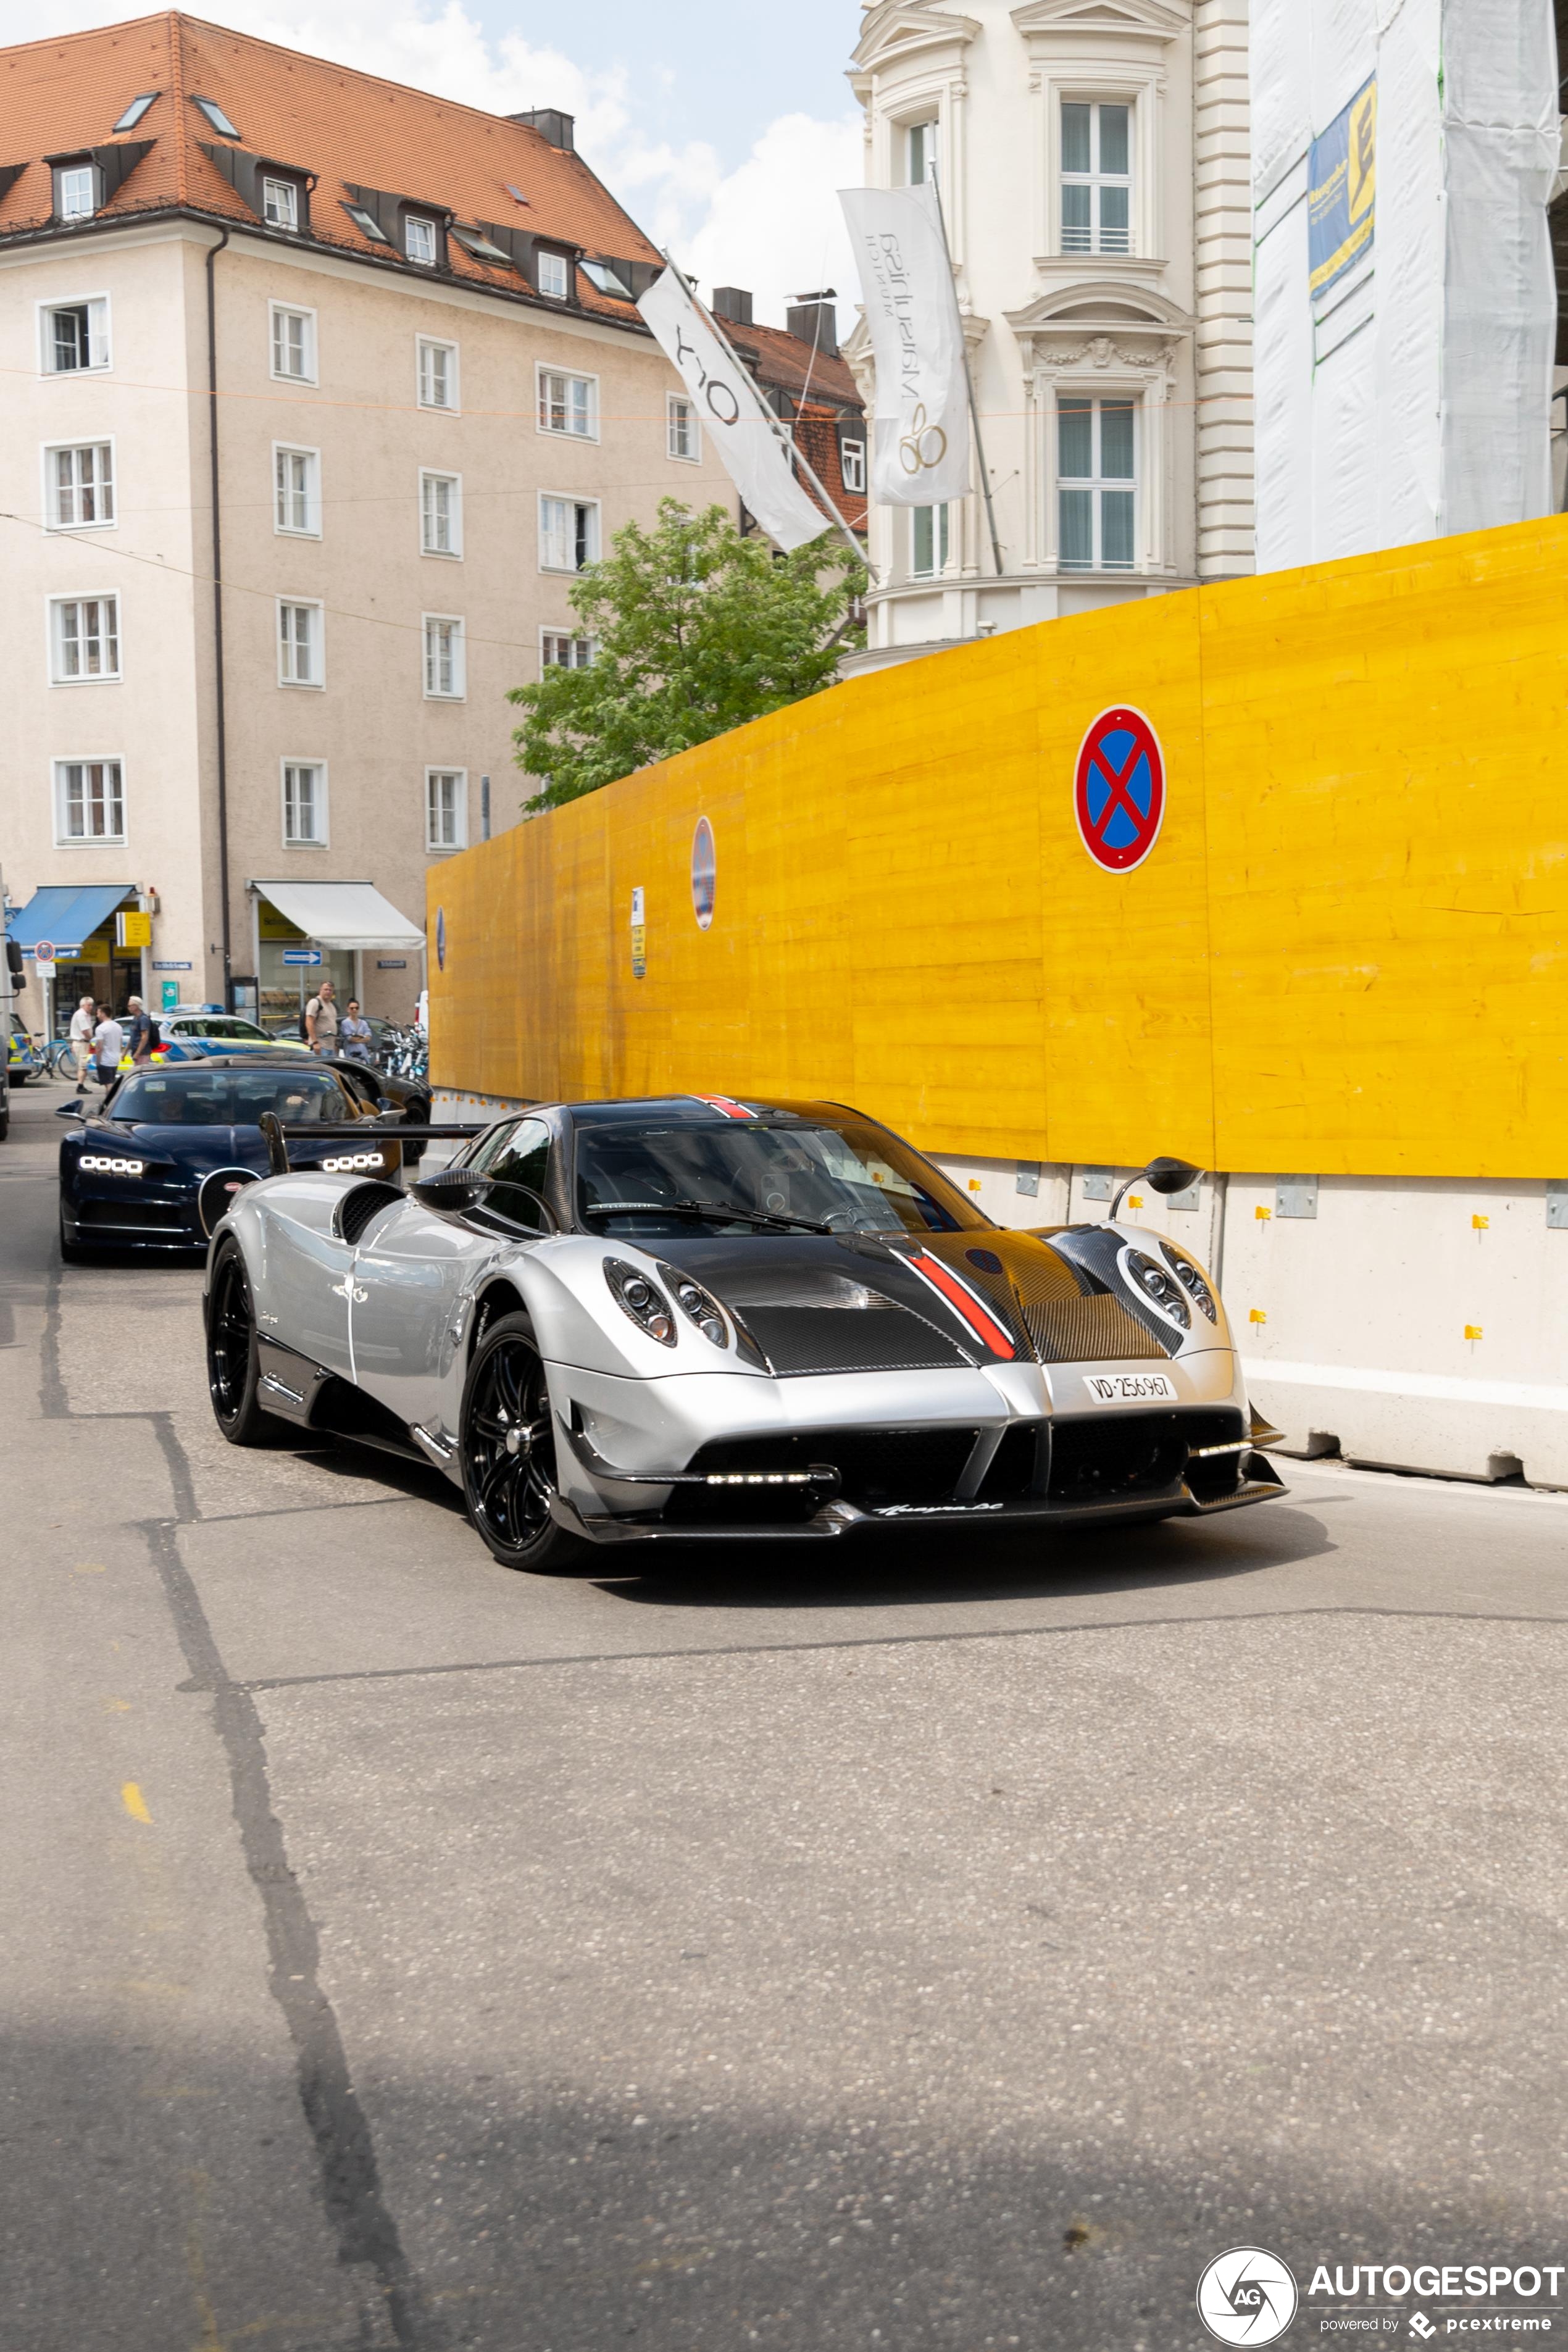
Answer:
[12,0,868,330]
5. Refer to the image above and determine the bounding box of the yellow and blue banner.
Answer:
[1308,75,1376,299]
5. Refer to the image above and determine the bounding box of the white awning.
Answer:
[251,879,425,952]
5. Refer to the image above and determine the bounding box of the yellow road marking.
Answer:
[121,1781,152,1824]
[74,1562,107,1574]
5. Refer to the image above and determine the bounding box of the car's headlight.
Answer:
[657,1263,730,1349]
[604,1256,677,1346]
[79,1154,146,1177]
[1122,1247,1191,1330]
[1161,1243,1217,1323]
[321,1150,386,1174]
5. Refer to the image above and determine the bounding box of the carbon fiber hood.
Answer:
[653,1227,1173,1370]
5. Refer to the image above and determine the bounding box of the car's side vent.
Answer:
[334,1180,404,1245]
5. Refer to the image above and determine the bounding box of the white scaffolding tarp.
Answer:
[1251,0,1558,570]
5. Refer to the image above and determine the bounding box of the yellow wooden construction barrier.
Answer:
[428,514,1568,1179]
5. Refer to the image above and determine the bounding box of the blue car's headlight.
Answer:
[79,1153,146,1177]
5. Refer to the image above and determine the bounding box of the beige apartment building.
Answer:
[0,12,740,1030]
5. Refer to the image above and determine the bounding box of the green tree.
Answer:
[509,499,865,811]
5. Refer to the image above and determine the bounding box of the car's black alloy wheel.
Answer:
[206,1243,274,1445]
[460,1312,593,1573]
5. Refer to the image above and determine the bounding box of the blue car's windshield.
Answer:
[111,1067,359,1126]
[573,1118,982,1238]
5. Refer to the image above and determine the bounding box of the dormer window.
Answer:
[262,175,301,232]
[405,214,438,266]
[192,94,240,139]
[54,161,99,222]
[343,201,392,246]
[536,249,570,300]
[111,93,158,133]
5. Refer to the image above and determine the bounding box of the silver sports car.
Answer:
[202,1092,1285,1570]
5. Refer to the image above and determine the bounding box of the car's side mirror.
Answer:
[56,1101,84,1118]
[1145,1157,1203,1196]
[1110,1156,1203,1217]
[411,1169,492,1216]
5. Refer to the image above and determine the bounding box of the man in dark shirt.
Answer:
[124,996,158,1064]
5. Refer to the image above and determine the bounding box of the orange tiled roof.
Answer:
[731,319,861,411]
[794,400,868,535]
[0,10,660,323]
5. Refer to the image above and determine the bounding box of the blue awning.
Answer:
[7,883,136,955]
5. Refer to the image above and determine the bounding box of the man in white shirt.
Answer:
[69,996,96,1087]
[91,1009,125,1089]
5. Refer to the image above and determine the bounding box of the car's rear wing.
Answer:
[258,1112,486,1177]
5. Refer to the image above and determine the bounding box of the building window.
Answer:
[262,176,300,232]
[1061,101,1132,256]
[422,614,465,698]
[50,595,120,683]
[420,470,462,556]
[47,441,115,528]
[270,304,316,383]
[278,600,323,686]
[55,757,125,843]
[840,435,866,494]
[667,394,699,462]
[273,445,321,536]
[282,761,327,845]
[538,367,596,438]
[41,298,109,373]
[405,215,438,267]
[541,632,594,669]
[911,503,949,577]
[54,163,98,222]
[539,496,599,572]
[1057,394,1136,569]
[426,769,467,850]
[536,249,570,300]
[417,336,457,410]
[906,119,939,186]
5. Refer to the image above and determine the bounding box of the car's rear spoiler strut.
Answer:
[258,1112,487,1177]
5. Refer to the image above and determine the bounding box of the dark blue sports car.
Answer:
[57,1054,412,1257]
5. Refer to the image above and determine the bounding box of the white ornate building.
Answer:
[843,0,1254,669]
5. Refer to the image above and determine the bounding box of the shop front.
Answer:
[6,883,141,1036]
[249,880,424,1037]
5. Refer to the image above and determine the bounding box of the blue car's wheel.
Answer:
[460,1314,593,1574]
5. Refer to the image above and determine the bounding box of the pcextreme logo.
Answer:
[1198,2248,1300,2345]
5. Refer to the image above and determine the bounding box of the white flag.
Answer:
[638,268,830,553]
[840,181,972,507]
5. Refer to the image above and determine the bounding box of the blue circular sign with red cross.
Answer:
[1074,706,1166,873]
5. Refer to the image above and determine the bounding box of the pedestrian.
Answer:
[91,1004,125,1090]
[340,999,373,1061]
[69,995,96,1088]
[124,995,156,1064]
[304,977,338,1056]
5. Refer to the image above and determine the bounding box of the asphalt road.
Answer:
[3,1078,1566,2352]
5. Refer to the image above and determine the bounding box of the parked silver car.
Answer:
[202,1093,1284,1571]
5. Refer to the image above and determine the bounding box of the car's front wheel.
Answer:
[206,1242,275,1445]
[459,1312,594,1574]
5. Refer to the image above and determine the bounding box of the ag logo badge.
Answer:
[1196,2246,1298,2346]
[1074,706,1165,872]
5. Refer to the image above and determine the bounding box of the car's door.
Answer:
[349,1117,554,1436]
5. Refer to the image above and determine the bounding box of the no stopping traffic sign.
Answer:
[1074,707,1166,872]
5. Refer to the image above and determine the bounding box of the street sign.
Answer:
[376,957,407,969]
[281,947,322,966]
[1074,707,1166,874]
[152,960,192,972]
[35,959,56,981]
[32,938,56,964]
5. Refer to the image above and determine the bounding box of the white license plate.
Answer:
[1083,1372,1178,1404]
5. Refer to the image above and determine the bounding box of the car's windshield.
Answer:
[110,1067,359,1125]
[573,1117,983,1238]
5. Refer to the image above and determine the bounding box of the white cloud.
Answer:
[14,0,864,331]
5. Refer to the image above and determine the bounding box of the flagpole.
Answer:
[662,255,870,576]
[929,168,1004,578]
